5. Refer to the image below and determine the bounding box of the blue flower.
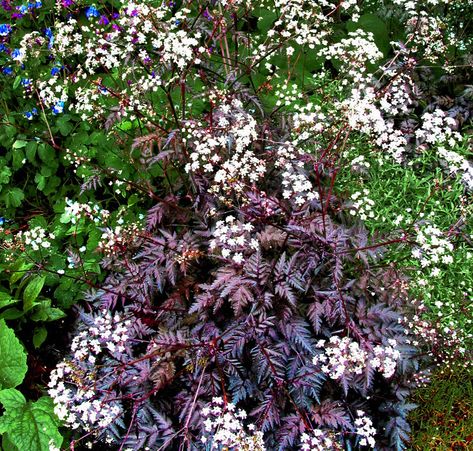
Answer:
[2,67,13,75]
[85,5,100,20]
[20,78,31,86]
[27,1,42,9]
[24,107,38,120]
[17,5,28,14]
[52,100,65,115]
[0,24,11,36]
[45,27,54,48]
[11,48,24,61]
[51,66,60,76]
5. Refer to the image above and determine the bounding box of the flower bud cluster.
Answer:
[200,397,266,450]
[401,309,473,369]
[209,215,258,264]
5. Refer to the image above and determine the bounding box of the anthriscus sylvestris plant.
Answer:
[1,0,471,450]
[48,91,426,450]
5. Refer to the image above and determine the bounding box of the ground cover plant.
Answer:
[0,0,471,450]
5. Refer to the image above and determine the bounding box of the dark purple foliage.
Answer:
[59,93,429,451]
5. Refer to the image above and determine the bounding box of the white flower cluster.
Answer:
[36,78,68,112]
[437,147,473,191]
[21,2,200,122]
[354,410,376,448]
[274,143,319,206]
[378,73,415,116]
[209,215,258,264]
[268,0,332,49]
[274,82,303,108]
[342,84,408,163]
[349,189,375,221]
[48,311,131,432]
[319,30,382,83]
[405,13,447,62]
[313,337,367,379]
[63,198,110,224]
[152,28,200,70]
[350,154,371,172]
[416,109,461,147]
[20,226,55,251]
[200,397,266,450]
[184,98,266,196]
[313,336,400,380]
[371,339,401,378]
[291,103,327,144]
[412,224,454,277]
[300,429,338,451]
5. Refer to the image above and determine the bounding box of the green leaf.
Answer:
[256,8,277,32]
[0,166,12,185]
[37,144,55,163]
[0,293,19,310]
[0,309,24,321]
[0,388,25,413]
[12,76,21,90]
[117,120,133,131]
[35,174,46,191]
[2,188,24,208]
[55,115,73,136]
[2,432,19,451]
[32,327,47,349]
[30,301,65,322]
[12,140,28,149]
[9,260,34,286]
[0,320,27,389]
[12,149,25,171]
[23,276,46,312]
[25,142,37,162]
[0,390,63,451]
